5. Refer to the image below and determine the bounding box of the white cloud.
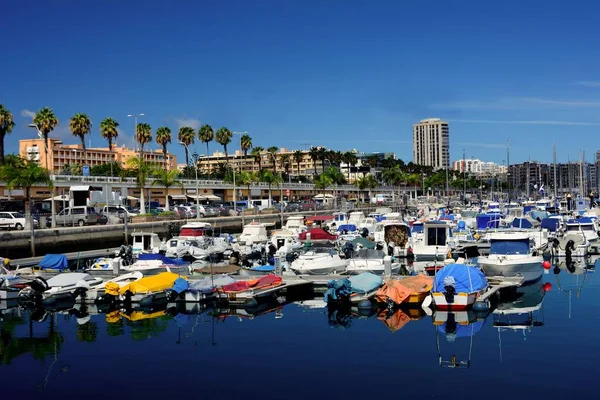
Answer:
[20,109,36,119]
[450,119,600,126]
[431,97,600,110]
[175,118,201,130]
[573,81,600,88]
[456,142,508,149]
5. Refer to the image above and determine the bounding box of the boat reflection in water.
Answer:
[434,310,487,369]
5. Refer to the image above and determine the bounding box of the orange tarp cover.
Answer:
[378,309,411,333]
[220,274,283,294]
[375,275,433,305]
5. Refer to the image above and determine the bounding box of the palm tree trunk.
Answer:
[268,183,272,207]
[139,145,146,214]
[24,189,32,231]
[109,141,114,179]
[224,145,229,167]
[0,132,5,164]
[165,192,170,212]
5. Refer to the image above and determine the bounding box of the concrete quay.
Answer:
[0,210,332,258]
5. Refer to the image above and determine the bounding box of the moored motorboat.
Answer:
[289,247,349,275]
[430,263,488,310]
[477,232,543,283]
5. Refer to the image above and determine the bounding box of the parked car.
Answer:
[54,206,102,226]
[101,205,138,222]
[193,205,219,218]
[0,211,27,230]
[176,205,196,218]
[212,202,241,216]
[285,202,302,212]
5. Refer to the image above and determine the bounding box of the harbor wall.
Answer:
[0,211,333,258]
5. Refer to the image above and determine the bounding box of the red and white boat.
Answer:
[430,263,489,310]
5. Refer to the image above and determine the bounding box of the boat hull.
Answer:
[345,261,401,275]
[432,290,484,310]
[477,256,543,283]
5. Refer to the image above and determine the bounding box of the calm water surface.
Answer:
[1,260,598,399]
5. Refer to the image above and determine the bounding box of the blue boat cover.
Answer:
[523,205,535,213]
[568,217,595,224]
[172,277,189,293]
[490,239,529,255]
[137,253,188,266]
[530,211,549,221]
[324,278,352,303]
[476,214,502,230]
[433,264,487,293]
[188,275,235,294]
[511,218,534,229]
[250,265,275,272]
[437,319,485,341]
[540,218,560,232]
[39,254,68,271]
[456,220,466,231]
[411,223,424,233]
[337,224,357,232]
[348,272,382,293]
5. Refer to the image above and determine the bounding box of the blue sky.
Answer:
[2,0,600,165]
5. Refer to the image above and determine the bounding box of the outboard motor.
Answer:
[342,242,354,259]
[285,252,298,263]
[361,228,369,238]
[268,243,277,257]
[443,276,456,304]
[229,250,240,265]
[18,276,49,304]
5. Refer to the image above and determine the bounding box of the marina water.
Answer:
[1,260,597,399]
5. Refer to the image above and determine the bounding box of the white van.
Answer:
[101,205,138,221]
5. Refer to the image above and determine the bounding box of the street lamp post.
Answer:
[28,123,56,229]
[232,132,246,205]
[179,141,200,220]
[127,114,145,212]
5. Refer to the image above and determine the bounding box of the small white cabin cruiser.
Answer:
[237,221,269,244]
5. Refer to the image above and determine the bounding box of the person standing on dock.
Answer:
[566,192,572,212]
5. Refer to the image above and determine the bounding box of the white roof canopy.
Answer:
[44,195,70,201]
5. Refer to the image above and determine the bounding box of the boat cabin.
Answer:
[284,215,306,232]
[237,221,269,244]
[348,211,366,225]
[535,199,552,211]
[488,232,531,255]
[131,232,162,254]
[367,212,386,222]
[178,222,214,240]
[423,221,452,248]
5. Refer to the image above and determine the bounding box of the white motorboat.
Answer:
[270,229,302,252]
[18,272,104,306]
[412,221,452,261]
[131,232,163,255]
[289,247,349,275]
[477,232,543,283]
[81,271,144,302]
[87,256,189,275]
[283,216,307,235]
[177,222,214,240]
[373,220,413,257]
[237,221,269,244]
[345,248,400,275]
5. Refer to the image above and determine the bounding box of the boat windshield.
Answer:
[412,224,424,233]
[490,239,530,255]
[566,224,595,231]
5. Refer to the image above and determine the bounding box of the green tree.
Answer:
[355,174,379,202]
[322,166,346,185]
[0,105,15,164]
[69,113,92,156]
[155,126,172,160]
[215,127,233,166]
[225,170,258,202]
[266,146,278,172]
[198,124,214,157]
[0,159,52,229]
[343,151,358,183]
[178,126,195,165]
[251,146,264,172]
[280,153,291,177]
[240,134,252,158]
[90,161,121,177]
[99,117,119,178]
[126,156,151,214]
[33,107,59,170]
[293,150,304,177]
[308,146,320,175]
[135,122,152,161]
[259,170,283,206]
[151,168,183,211]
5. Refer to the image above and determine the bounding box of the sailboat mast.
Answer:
[506,139,510,203]
[526,156,531,200]
[553,143,558,205]
[580,150,584,198]
[463,148,466,203]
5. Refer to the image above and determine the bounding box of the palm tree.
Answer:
[178,127,195,166]
[215,127,233,166]
[240,134,252,158]
[0,105,15,164]
[259,170,283,207]
[266,146,278,172]
[0,159,52,230]
[280,154,291,178]
[126,156,150,214]
[405,173,421,199]
[69,113,92,156]
[251,147,264,172]
[230,170,258,203]
[151,169,182,212]
[293,150,304,177]
[33,107,59,170]
[308,147,320,175]
[99,117,119,178]
[135,122,152,161]
[317,147,328,173]
[356,174,379,202]
[155,127,172,166]
[198,124,214,157]
[313,173,333,201]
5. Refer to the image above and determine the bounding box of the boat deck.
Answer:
[476,276,526,304]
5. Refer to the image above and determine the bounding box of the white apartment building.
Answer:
[452,158,507,176]
[412,118,449,170]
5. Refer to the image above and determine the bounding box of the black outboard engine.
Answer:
[443,276,456,304]
[361,227,369,238]
[19,276,49,304]
[342,242,354,259]
[230,250,240,265]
